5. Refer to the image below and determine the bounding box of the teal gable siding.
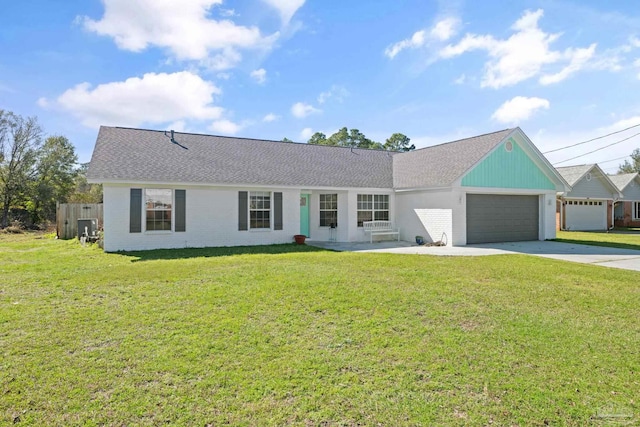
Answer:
[461,138,555,190]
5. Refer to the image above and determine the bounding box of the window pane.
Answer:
[357,211,372,227]
[145,189,172,231]
[374,210,389,221]
[249,191,271,229]
[320,194,338,227]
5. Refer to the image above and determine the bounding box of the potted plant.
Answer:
[294,234,306,244]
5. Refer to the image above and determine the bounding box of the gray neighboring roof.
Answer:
[87,126,395,188]
[555,164,594,187]
[392,128,514,189]
[608,173,639,192]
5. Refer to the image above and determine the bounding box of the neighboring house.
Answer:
[87,126,568,252]
[556,164,623,231]
[609,173,640,228]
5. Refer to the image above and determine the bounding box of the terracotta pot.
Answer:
[294,234,306,244]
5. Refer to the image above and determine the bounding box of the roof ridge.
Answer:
[399,128,514,155]
[107,125,396,154]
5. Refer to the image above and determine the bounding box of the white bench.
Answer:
[362,221,400,243]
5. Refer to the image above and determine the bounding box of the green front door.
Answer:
[300,194,310,237]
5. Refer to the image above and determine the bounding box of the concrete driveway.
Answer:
[307,240,640,272]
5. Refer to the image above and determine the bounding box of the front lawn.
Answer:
[1,233,639,425]
[555,230,640,251]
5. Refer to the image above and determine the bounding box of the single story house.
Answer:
[609,172,640,228]
[87,126,568,252]
[556,164,622,231]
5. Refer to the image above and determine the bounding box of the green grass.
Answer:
[555,230,640,251]
[1,233,639,426]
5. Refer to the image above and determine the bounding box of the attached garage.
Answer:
[467,194,539,244]
[564,199,606,231]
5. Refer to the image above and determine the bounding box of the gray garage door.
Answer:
[467,194,539,244]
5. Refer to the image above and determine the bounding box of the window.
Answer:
[357,194,389,227]
[634,202,640,220]
[145,189,172,231]
[319,194,338,227]
[250,191,271,229]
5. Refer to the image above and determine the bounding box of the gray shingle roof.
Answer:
[555,164,594,187]
[608,173,639,191]
[87,126,395,188]
[392,129,515,189]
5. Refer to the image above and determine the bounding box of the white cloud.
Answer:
[385,30,426,59]
[210,119,242,135]
[261,0,305,25]
[492,96,550,124]
[262,113,279,122]
[291,102,321,118]
[80,0,277,64]
[540,44,597,85]
[250,68,267,84]
[51,71,223,128]
[300,127,313,140]
[453,74,466,85]
[430,17,460,41]
[317,85,349,104]
[439,9,597,88]
[36,97,49,108]
[218,8,237,17]
[199,48,243,71]
[166,120,187,132]
[385,17,460,59]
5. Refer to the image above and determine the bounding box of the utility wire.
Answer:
[553,131,640,165]
[543,122,640,154]
[596,155,631,165]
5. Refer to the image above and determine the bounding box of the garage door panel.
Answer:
[565,201,606,231]
[467,194,539,244]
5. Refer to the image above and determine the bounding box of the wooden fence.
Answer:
[56,203,104,240]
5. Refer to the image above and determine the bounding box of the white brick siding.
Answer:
[103,185,300,252]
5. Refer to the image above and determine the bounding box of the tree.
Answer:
[308,127,383,149]
[618,148,640,173]
[29,136,78,224]
[326,127,350,146]
[67,163,103,204]
[307,132,328,145]
[384,133,415,152]
[307,128,411,151]
[281,137,293,142]
[0,111,43,228]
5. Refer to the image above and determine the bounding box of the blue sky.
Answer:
[2,0,640,173]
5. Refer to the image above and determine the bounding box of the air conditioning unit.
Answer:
[78,218,98,240]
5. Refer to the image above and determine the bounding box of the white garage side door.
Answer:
[565,200,606,231]
[466,194,539,244]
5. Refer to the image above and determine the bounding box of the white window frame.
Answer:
[319,194,338,227]
[145,188,173,231]
[249,191,271,230]
[634,201,640,221]
[357,194,390,227]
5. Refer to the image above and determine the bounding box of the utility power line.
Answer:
[553,131,640,165]
[543,122,640,154]
[597,155,631,165]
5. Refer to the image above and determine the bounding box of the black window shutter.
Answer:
[238,191,248,231]
[274,192,283,230]
[130,188,142,233]
[175,189,186,232]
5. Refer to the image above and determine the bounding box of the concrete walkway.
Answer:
[307,240,640,272]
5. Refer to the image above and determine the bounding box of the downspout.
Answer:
[610,198,618,230]
[559,196,565,231]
